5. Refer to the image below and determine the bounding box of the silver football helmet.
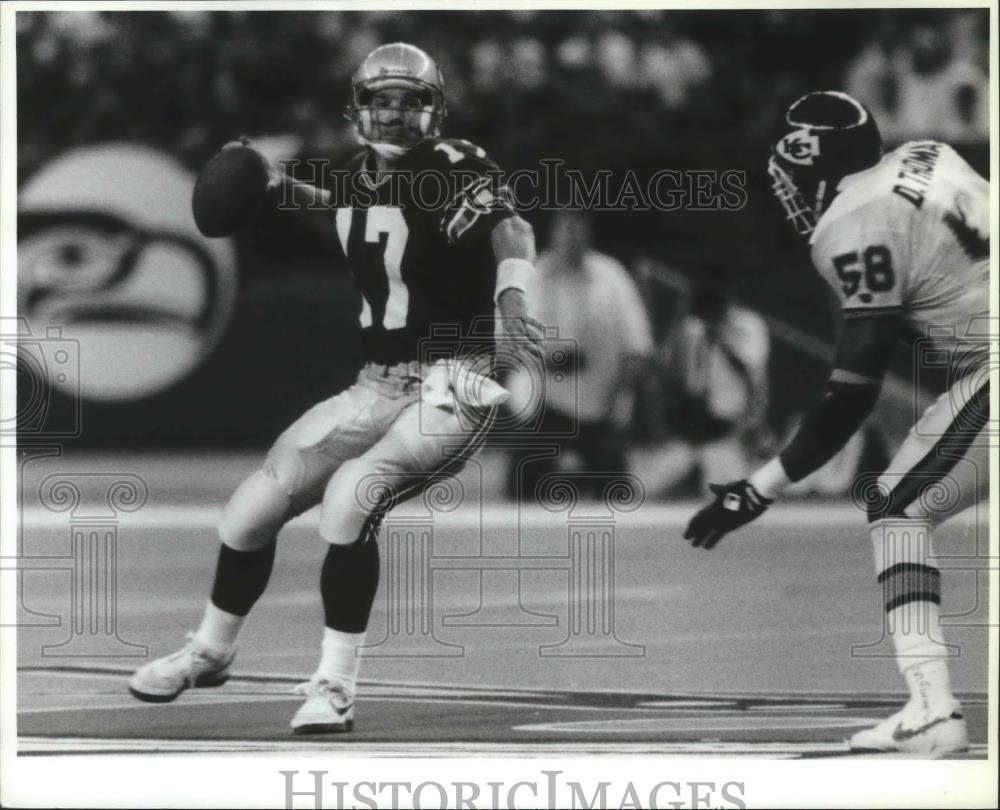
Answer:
[348,43,446,157]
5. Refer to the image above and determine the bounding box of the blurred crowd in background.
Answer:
[15,8,989,497]
[17,8,989,178]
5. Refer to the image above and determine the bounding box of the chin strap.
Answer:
[814,179,828,218]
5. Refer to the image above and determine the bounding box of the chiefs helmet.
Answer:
[768,91,882,235]
[349,43,446,156]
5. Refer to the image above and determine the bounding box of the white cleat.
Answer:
[290,678,355,734]
[849,699,968,756]
[128,633,235,703]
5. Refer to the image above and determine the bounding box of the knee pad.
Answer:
[218,469,292,551]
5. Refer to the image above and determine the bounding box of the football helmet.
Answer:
[768,91,882,235]
[349,43,446,157]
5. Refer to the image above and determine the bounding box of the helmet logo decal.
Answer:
[777,128,821,165]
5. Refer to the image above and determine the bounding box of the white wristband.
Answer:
[495,258,533,303]
[749,457,792,500]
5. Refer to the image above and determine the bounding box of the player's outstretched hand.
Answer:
[683,480,773,550]
[222,136,284,190]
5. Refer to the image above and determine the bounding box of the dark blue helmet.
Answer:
[768,91,883,235]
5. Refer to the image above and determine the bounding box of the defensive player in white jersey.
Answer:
[684,91,989,755]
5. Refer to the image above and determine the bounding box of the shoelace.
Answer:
[164,632,200,664]
[881,702,960,733]
[164,632,231,670]
[291,679,353,701]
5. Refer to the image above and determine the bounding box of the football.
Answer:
[191,145,271,237]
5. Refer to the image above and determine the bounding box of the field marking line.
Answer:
[514,717,880,733]
[16,502,895,531]
[20,737,987,758]
[13,736,842,756]
[19,694,787,716]
[24,663,987,706]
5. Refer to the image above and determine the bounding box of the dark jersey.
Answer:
[330,138,515,364]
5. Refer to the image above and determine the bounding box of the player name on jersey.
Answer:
[892,141,943,209]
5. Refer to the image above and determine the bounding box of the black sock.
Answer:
[321,538,381,633]
[210,542,277,617]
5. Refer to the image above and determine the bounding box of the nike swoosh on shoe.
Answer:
[891,712,963,742]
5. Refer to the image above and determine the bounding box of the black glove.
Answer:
[683,480,773,550]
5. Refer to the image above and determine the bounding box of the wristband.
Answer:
[749,457,791,500]
[495,258,533,303]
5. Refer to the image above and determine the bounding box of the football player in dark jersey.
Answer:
[129,43,540,734]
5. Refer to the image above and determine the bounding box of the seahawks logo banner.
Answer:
[18,145,238,402]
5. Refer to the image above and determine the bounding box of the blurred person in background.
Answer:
[638,21,712,111]
[895,23,988,146]
[848,18,988,149]
[631,271,771,497]
[506,209,653,500]
[845,24,907,145]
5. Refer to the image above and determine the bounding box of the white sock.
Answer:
[871,519,954,715]
[194,601,243,651]
[900,658,954,717]
[315,627,364,689]
[891,600,955,716]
